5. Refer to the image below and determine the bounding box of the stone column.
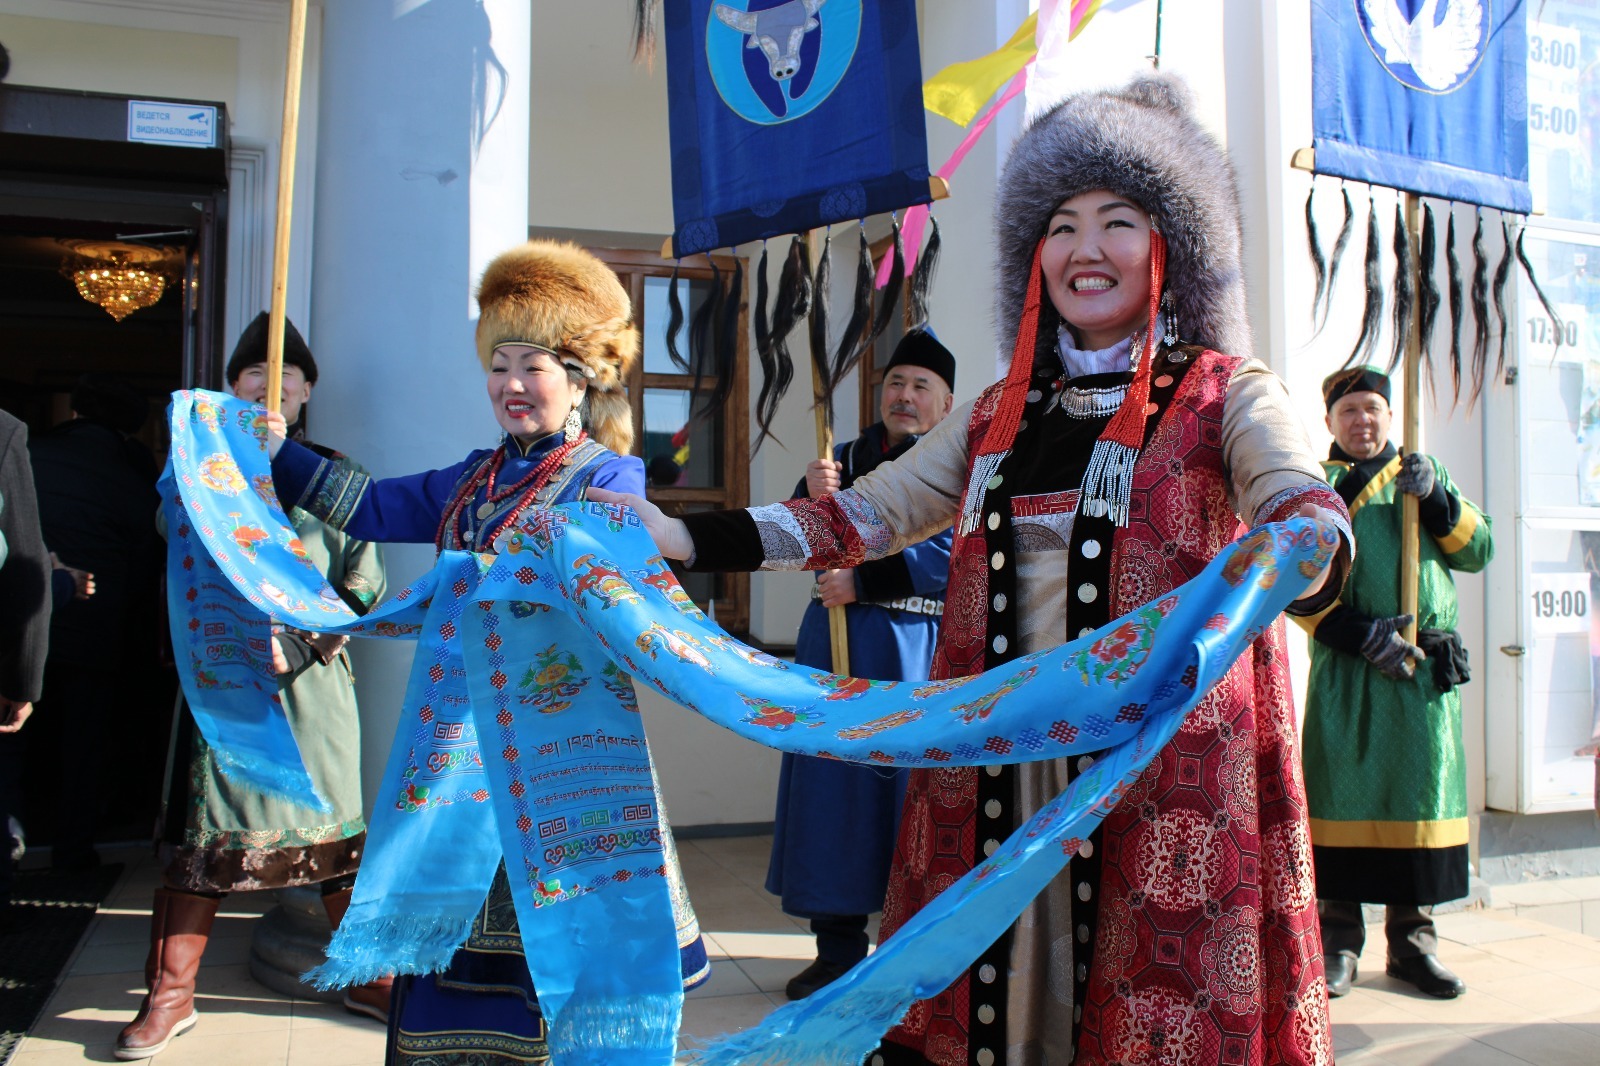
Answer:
[249,0,530,998]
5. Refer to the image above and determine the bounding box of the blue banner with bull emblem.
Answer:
[1312,0,1532,212]
[664,0,932,255]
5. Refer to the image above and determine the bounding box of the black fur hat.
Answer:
[995,73,1250,361]
[884,328,956,390]
[226,312,318,384]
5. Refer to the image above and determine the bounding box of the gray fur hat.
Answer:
[995,73,1250,361]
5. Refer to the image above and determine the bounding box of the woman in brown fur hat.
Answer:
[264,239,709,1064]
[600,75,1350,1064]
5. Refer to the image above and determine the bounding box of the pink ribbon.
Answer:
[879,64,1033,288]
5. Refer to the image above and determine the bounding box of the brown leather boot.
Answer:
[115,888,220,1060]
[321,886,394,1025]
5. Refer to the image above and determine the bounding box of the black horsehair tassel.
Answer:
[1306,183,1328,330]
[1492,218,1515,383]
[831,225,875,390]
[751,242,775,447]
[752,235,812,452]
[825,216,902,393]
[1321,184,1357,332]
[1469,211,1491,405]
[1389,203,1415,374]
[809,230,834,431]
[664,260,688,372]
[1516,227,1566,359]
[866,215,907,351]
[1417,204,1441,384]
[908,215,943,330]
[696,255,742,429]
[685,258,720,419]
[1346,194,1383,368]
[1446,209,1465,401]
[631,0,659,66]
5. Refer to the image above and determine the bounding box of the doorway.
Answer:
[0,85,229,864]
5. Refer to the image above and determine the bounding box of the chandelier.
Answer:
[60,245,174,322]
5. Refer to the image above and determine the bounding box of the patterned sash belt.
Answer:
[811,585,945,616]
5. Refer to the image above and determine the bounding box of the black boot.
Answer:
[1324,953,1357,998]
[1387,954,1465,998]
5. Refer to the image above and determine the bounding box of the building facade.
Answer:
[2,0,1595,883]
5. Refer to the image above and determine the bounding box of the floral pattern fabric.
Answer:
[163,390,1335,1066]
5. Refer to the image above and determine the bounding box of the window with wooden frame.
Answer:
[596,248,752,635]
[858,233,914,431]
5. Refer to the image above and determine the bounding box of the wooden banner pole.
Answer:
[1399,192,1424,646]
[266,0,309,415]
[806,229,849,675]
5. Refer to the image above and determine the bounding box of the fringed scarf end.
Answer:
[548,994,682,1064]
[303,913,475,990]
[692,986,916,1066]
[211,751,332,814]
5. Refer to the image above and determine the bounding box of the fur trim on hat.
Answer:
[996,73,1250,362]
[476,240,639,454]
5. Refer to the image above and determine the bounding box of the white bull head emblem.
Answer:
[715,0,826,83]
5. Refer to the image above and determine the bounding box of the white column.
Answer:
[307,0,531,806]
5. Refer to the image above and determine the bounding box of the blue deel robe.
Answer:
[765,422,953,918]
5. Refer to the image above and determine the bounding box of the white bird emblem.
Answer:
[1362,0,1485,92]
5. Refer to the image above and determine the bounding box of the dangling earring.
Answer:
[1160,292,1179,347]
[564,405,582,444]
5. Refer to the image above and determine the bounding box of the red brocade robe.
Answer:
[698,349,1346,1065]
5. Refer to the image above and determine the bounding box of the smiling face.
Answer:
[1040,189,1155,352]
[487,343,587,443]
[232,363,312,425]
[1326,390,1393,460]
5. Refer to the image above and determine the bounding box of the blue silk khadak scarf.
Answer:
[161,389,1334,1065]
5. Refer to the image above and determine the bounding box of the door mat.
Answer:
[0,862,125,1064]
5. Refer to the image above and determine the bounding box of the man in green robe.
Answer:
[118,316,389,1060]
[1300,366,1491,1000]
[1301,365,1492,1001]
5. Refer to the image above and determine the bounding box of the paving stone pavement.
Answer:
[10,838,1600,1064]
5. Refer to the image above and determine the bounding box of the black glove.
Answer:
[1417,628,1470,692]
[1397,452,1436,498]
[1360,613,1426,680]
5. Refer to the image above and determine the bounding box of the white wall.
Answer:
[304,0,531,808]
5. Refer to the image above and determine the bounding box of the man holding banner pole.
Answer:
[1300,366,1491,1001]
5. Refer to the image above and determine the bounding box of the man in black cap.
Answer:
[119,314,391,1060]
[1300,364,1491,1001]
[765,328,957,1001]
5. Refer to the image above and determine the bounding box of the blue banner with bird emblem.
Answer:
[664,0,932,255]
[1312,0,1532,212]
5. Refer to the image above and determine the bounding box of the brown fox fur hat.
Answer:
[996,73,1250,362]
[475,240,638,455]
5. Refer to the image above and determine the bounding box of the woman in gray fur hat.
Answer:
[600,74,1349,1064]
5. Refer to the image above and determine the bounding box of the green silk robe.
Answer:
[161,469,386,893]
[1300,446,1492,905]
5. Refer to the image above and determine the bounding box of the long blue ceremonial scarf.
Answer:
[163,390,1335,1064]
[1311,0,1530,212]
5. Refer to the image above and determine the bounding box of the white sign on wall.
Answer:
[1529,570,1592,636]
[127,101,218,148]
[1528,23,1583,153]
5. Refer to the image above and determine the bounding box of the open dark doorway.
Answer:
[0,85,229,867]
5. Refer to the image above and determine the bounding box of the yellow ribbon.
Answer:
[922,12,1039,127]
